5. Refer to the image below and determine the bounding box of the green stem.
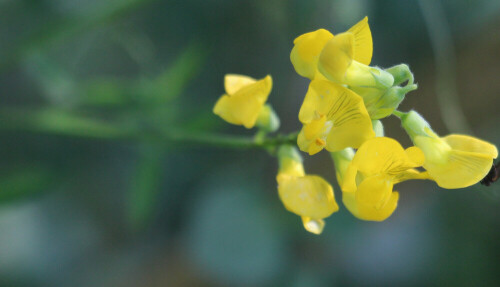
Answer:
[392,110,407,118]
[162,130,298,149]
[0,108,298,150]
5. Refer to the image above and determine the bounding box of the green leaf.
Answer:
[149,42,208,101]
[80,42,207,108]
[30,109,131,139]
[127,145,165,231]
[0,0,159,71]
[0,167,55,204]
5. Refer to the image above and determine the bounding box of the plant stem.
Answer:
[0,108,298,150]
[392,110,406,118]
[160,129,298,149]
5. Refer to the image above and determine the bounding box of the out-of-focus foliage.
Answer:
[1,0,500,286]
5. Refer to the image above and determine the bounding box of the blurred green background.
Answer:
[1,0,500,286]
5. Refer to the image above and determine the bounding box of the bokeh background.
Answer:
[1,0,500,286]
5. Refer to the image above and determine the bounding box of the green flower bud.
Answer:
[345,62,394,90]
[352,84,417,120]
[372,120,384,137]
[370,84,417,119]
[330,148,355,184]
[256,104,280,132]
[277,145,305,177]
[385,64,414,86]
[278,144,303,165]
[400,110,436,139]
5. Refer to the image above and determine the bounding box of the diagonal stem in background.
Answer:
[418,0,472,134]
[0,0,159,72]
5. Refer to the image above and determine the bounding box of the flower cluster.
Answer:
[213,17,497,234]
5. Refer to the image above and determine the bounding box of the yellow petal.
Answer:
[296,115,333,155]
[443,134,498,159]
[239,75,272,104]
[213,94,262,128]
[424,149,494,189]
[303,113,327,139]
[355,174,394,210]
[352,137,410,175]
[224,74,257,95]
[312,71,330,81]
[213,75,272,128]
[343,190,399,222]
[318,33,354,83]
[347,16,373,65]
[405,146,425,166]
[415,134,497,188]
[340,164,358,193]
[301,217,325,235]
[213,94,240,124]
[324,96,375,151]
[277,158,305,179]
[297,127,327,155]
[290,29,334,79]
[298,80,374,151]
[278,175,338,219]
[414,135,452,165]
[392,169,432,184]
[277,146,306,181]
[298,80,332,123]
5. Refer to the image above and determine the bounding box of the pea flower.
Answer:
[355,83,418,120]
[213,74,277,130]
[276,145,338,234]
[331,137,427,221]
[290,28,334,80]
[401,111,498,189]
[290,17,393,91]
[297,79,375,155]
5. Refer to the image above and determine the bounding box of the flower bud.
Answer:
[372,120,384,137]
[385,64,414,86]
[351,84,417,120]
[256,104,280,132]
[330,148,355,184]
[400,110,434,139]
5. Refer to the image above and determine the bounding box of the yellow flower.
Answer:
[317,22,393,90]
[213,74,272,129]
[290,17,373,80]
[401,111,498,189]
[276,145,338,234]
[290,17,393,89]
[290,29,334,80]
[297,79,375,155]
[332,137,427,221]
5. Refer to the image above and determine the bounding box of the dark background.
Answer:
[1,0,500,286]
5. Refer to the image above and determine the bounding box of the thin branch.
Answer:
[0,108,298,150]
